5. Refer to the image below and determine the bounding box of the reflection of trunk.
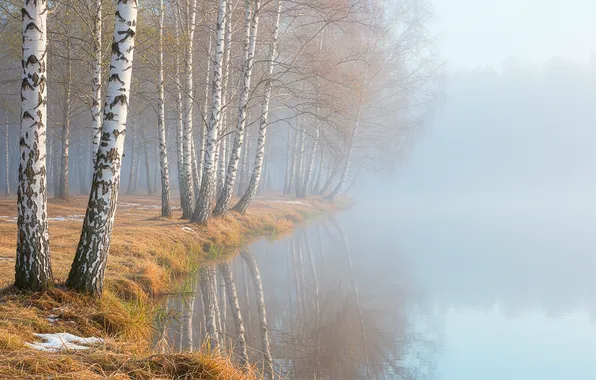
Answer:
[291,240,303,323]
[241,249,274,378]
[219,262,249,366]
[329,219,370,377]
[297,238,307,319]
[242,262,252,329]
[182,294,195,351]
[212,271,223,339]
[200,268,220,348]
[219,271,227,345]
[302,231,320,365]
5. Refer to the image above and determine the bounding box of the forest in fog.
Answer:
[0,0,438,295]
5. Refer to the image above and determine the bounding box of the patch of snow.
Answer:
[269,200,309,205]
[181,226,194,233]
[0,216,9,219]
[26,333,104,352]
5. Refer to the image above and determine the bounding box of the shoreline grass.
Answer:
[0,195,348,378]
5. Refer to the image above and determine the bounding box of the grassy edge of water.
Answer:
[0,196,351,379]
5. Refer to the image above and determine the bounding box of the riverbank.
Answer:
[0,195,346,378]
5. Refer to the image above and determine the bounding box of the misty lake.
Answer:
[159,199,596,379]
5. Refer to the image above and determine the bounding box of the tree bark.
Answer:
[190,0,227,224]
[282,125,294,195]
[66,0,138,296]
[126,123,137,194]
[311,146,324,194]
[293,122,305,197]
[4,125,10,196]
[233,0,281,213]
[219,262,249,366]
[58,25,72,200]
[213,0,261,216]
[241,249,274,378]
[157,0,172,216]
[142,131,153,196]
[91,0,102,168]
[180,0,197,219]
[175,20,185,211]
[15,0,53,291]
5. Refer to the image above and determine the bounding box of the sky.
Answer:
[432,0,596,68]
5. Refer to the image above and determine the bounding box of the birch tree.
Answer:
[3,125,9,196]
[233,0,281,213]
[156,0,171,217]
[180,0,197,219]
[213,0,260,217]
[15,0,53,291]
[90,0,102,168]
[66,0,138,296]
[219,261,249,366]
[190,0,227,224]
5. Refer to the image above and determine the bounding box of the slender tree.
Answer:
[15,0,53,291]
[156,0,172,217]
[213,0,261,216]
[191,0,227,224]
[91,0,102,168]
[66,0,138,296]
[233,0,282,213]
[219,261,249,367]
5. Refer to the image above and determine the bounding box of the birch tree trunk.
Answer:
[91,0,102,168]
[241,249,274,378]
[157,0,172,217]
[58,27,72,200]
[219,262,249,366]
[318,160,339,195]
[175,21,185,210]
[217,0,232,199]
[282,125,294,195]
[233,0,281,213]
[190,0,227,224]
[66,0,138,296]
[198,28,213,190]
[312,147,324,193]
[77,131,87,193]
[4,125,9,196]
[213,0,260,216]
[126,123,136,194]
[218,271,227,345]
[142,131,153,196]
[15,0,53,291]
[293,123,305,197]
[236,126,249,196]
[180,0,197,219]
[298,127,318,197]
[52,131,60,196]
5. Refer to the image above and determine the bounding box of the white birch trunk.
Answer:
[66,0,138,296]
[157,0,171,217]
[282,125,294,195]
[219,262,249,366]
[311,146,324,193]
[91,0,102,168]
[191,0,227,224]
[15,0,53,291]
[213,0,260,216]
[58,26,72,200]
[241,249,274,378]
[198,28,213,189]
[4,125,10,196]
[293,123,305,197]
[298,126,318,197]
[175,21,185,210]
[181,0,197,218]
[217,0,232,198]
[233,0,281,213]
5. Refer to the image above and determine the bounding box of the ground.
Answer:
[0,194,344,379]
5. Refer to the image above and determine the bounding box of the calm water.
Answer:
[160,199,596,379]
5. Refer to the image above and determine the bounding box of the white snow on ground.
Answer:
[46,314,59,323]
[181,226,194,233]
[26,333,104,352]
[268,200,309,205]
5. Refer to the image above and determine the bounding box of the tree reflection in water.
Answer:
[158,218,440,379]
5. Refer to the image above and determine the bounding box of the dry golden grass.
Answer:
[0,194,345,378]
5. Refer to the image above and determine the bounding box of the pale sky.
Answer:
[432,0,596,68]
